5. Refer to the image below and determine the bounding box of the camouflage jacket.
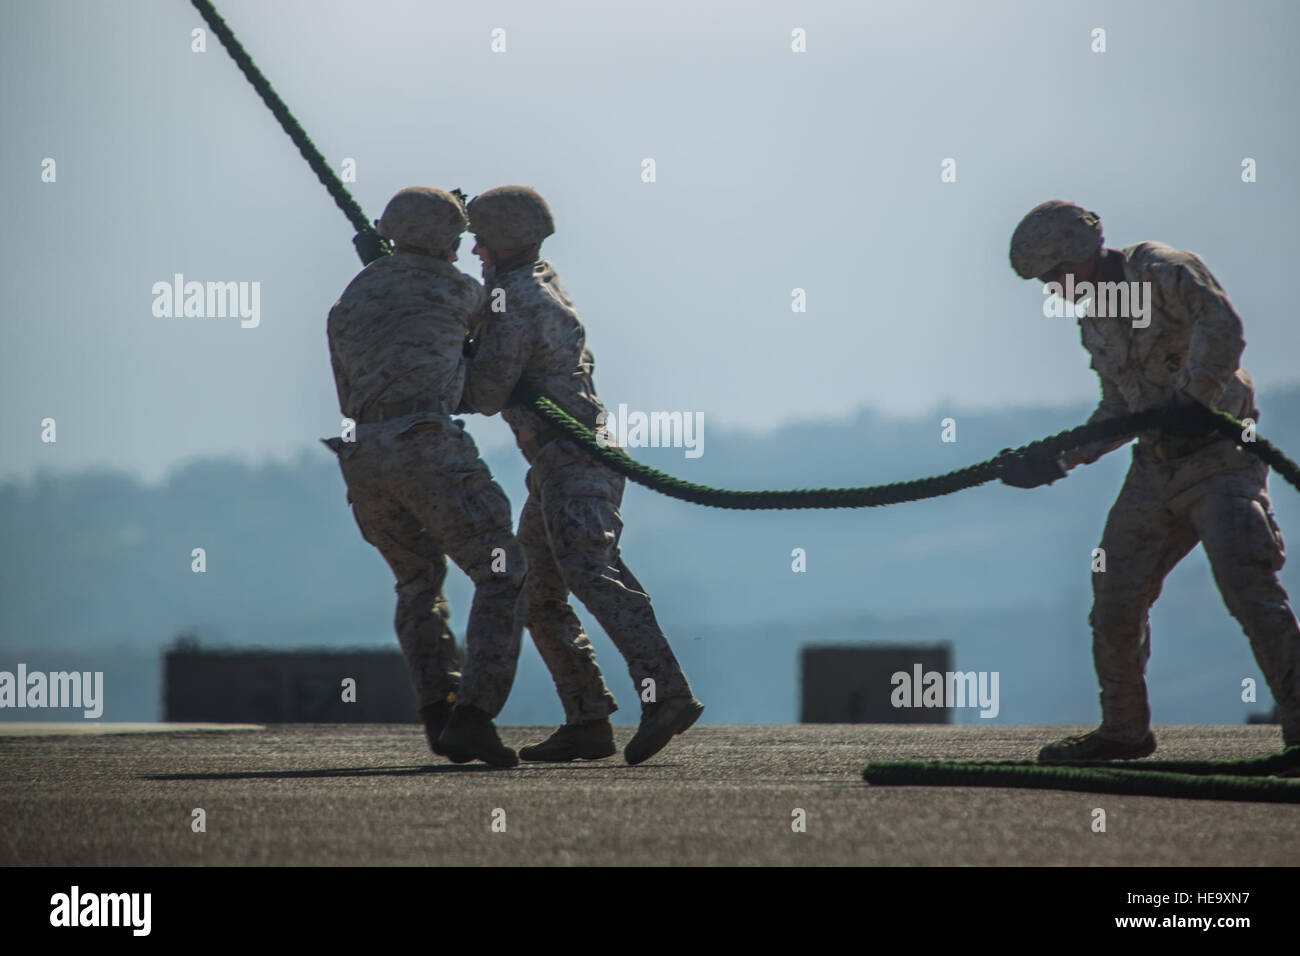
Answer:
[464,261,608,462]
[327,252,484,421]
[1074,241,1256,463]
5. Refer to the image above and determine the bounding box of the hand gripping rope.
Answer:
[193,0,1300,799]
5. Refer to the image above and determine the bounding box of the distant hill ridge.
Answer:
[3,387,1298,726]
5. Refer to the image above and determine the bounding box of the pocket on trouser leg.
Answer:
[546,496,620,567]
[458,496,524,585]
[1238,498,1287,572]
[1263,504,1286,568]
[459,480,512,530]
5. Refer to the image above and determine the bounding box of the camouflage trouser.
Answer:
[336,414,526,717]
[519,439,691,723]
[1091,440,1300,746]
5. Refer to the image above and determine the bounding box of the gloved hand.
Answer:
[1161,394,1217,439]
[999,449,1068,489]
[352,227,387,266]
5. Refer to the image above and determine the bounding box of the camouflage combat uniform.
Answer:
[1071,241,1300,746]
[464,260,692,722]
[327,250,525,718]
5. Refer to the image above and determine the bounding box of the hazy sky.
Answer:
[2,0,1297,482]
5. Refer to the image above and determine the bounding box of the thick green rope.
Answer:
[941,746,1300,776]
[198,0,1300,801]
[192,0,1300,515]
[863,747,1300,803]
[190,0,387,252]
[525,395,1300,511]
[192,0,1300,514]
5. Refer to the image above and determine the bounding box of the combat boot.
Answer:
[624,696,704,766]
[1038,728,1156,763]
[436,705,519,768]
[419,700,454,758]
[520,719,616,762]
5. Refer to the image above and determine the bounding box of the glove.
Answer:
[1160,395,1217,439]
[352,227,387,266]
[999,449,1068,489]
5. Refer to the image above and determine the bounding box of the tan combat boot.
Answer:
[624,696,704,766]
[419,700,454,758]
[519,719,617,762]
[1038,728,1156,763]
[436,705,519,768]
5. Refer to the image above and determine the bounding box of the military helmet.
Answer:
[467,186,555,249]
[1009,200,1104,279]
[375,187,468,250]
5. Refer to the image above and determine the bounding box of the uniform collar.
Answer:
[487,258,550,283]
[390,250,464,279]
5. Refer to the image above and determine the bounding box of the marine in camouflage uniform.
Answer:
[327,187,525,767]
[461,186,703,765]
[1005,200,1300,761]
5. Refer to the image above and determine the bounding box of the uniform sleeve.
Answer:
[328,333,352,418]
[1158,260,1246,408]
[1072,370,1132,465]
[463,314,534,416]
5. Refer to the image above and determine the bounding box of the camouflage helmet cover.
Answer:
[375,187,468,249]
[1009,200,1104,279]
[467,186,555,249]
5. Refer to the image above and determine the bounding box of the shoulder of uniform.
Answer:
[493,265,546,303]
[1123,241,1205,273]
[496,262,543,288]
[340,254,401,293]
[1122,240,1171,261]
[532,261,578,310]
[438,263,483,297]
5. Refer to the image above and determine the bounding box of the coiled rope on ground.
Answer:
[863,748,1300,803]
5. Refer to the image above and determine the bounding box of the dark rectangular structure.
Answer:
[800,643,952,723]
[164,645,417,722]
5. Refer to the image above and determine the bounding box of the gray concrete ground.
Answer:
[1,723,1296,866]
